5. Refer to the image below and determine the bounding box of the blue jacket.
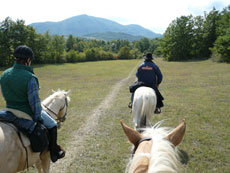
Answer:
[136,60,163,88]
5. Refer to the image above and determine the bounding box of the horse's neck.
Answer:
[43,97,62,115]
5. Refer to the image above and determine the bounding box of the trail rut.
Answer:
[50,65,137,173]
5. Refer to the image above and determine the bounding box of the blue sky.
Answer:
[0,0,229,34]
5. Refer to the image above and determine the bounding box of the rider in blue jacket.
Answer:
[129,53,164,113]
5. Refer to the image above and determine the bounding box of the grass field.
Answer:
[0,59,229,172]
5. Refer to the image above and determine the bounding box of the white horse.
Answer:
[121,120,186,173]
[0,90,70,173]
[132,86,157,129]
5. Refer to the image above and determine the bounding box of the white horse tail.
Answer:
[133,87,157,129]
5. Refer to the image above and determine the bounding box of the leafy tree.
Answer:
[74,39,85,52]
[212,6,230,62]
[191,15,205,58]
[213,28,230,62]
[117,46,132,59]
[99,50,114,60]
[85,48,100,61]
[134,38,150,53]
[66,34,75,52]
[161,15,194,61]
[149,38,160,54]
[49,35,65,63]
[0,17,14,66]
[202,8,220,58]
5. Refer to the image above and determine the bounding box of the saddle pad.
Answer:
[1,108,32,120]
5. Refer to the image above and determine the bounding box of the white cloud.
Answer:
[0,0,229,34]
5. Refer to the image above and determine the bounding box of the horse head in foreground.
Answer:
[132,86,157,129]
[0,90,70,173]
[121,120,186,173]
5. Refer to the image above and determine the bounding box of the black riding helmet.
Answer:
[13,45,34,60]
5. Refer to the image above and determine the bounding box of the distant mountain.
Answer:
[30,14,162,40]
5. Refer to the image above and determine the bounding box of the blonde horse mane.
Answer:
[127,121,181,173]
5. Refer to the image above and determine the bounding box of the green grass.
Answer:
[0,59,230,172]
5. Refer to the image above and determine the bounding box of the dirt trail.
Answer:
[50,65,137,173]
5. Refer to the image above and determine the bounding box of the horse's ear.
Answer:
[120,120,143,146]
[66,90,71,95]
[166,119,186,146]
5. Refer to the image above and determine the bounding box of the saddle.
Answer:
[129,81,164,108]
[0,109,49,153]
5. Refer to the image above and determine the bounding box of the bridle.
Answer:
[42,96,68,123]
[58,96,68,122]
[132,137,152,157]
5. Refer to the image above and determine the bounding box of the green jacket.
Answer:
[0,63,39,116]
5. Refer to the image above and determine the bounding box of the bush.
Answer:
[117,46,132,59]
[99,50,114,60]
[213,32,230,63]
[85,48,100,61]
[66,50,78,63]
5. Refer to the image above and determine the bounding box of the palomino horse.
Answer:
[121,120,186,173]
[132,86,157,129]
[0,90,70,173]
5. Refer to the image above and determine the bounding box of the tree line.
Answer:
[0,5,229,67]
[159,6,230,62]
[0,17,159,67]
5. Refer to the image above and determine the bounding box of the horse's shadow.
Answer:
[179,149,189,165]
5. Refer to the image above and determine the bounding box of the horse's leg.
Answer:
[40,150,51,173]
[35,162,42,173]
[140,115,146,128]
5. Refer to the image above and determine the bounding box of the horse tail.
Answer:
[141,91,157,127]
[133,87,157,129]
[140,95,149,127]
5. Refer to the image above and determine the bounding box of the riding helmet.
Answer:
[13,45,34,60]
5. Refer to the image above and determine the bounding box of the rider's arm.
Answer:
[154,65,163,85]
[27,77,43,123]
[136,65,142,79]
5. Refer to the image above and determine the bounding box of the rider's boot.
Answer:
[154,107,161,114]
[48,126,65,162]
[128,102,132,108]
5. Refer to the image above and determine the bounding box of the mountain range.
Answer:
[30,14,162,41]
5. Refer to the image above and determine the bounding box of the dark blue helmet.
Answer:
[13,45,34,60]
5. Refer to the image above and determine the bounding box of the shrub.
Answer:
[85,48,100,61]
[212,29,230,63]
[99,50,114,60]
